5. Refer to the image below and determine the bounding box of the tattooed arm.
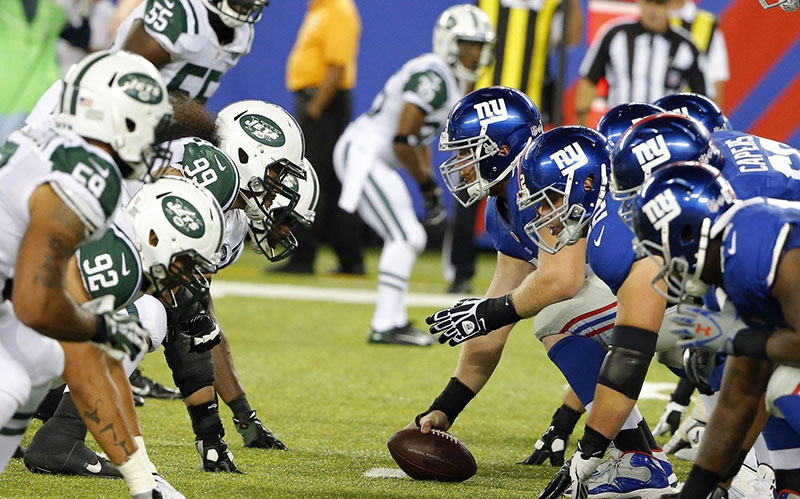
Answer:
[12,184,101,341]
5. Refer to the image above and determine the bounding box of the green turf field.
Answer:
[1,248,693,498]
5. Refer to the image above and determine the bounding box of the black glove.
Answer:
[178,312,221,353]
[521,425,569,466]
[538,457,573,499]
[419,178,446,226]
[683,347,719,396]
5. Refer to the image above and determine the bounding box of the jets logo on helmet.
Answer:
[162,196,205,238]
[474,98,508,129]
[642,190,681,231]
[550,142,589,176]
[241,114,285,147]
[118,73,164,104]
[631,135,672,172]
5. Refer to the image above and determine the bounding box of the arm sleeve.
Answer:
[579,23,614,83]
[322,5,360,67]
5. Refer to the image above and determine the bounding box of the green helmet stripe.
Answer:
[69,51,113,115]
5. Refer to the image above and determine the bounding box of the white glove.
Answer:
[93,312,149,361]
[669,304,745,354]
[653,401,689,436]
[426,298,490,346]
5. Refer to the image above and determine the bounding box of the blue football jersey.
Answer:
[714,131,800,201]
[586,194,636,295]
[716,199,800,328]
[484,168,539,265]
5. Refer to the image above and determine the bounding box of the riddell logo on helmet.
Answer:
[631,135,671,172]
[240,114,285,147]
[642,190,681,230]
[550,142,588,176]
[118,73,163,104]
[162,196,206,239]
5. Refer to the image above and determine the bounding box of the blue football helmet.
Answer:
[653,93,730,133]
[611,113,723,227]
[597,102,665,147]
[439,86,543,207]
[516,126,612,254]
[631,162,736,304]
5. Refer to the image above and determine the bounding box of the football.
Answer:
[387,428,477,482]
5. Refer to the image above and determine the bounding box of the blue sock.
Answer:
[547,335,606,407]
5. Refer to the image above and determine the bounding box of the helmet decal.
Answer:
[631,134,672,172]
[641,190,682,231]
[162,195,206,238]
[118,73,164,104]
[240,114,285,147]
[550,142,589,176]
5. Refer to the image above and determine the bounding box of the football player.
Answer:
[421,89,676,496]
[112,0,267,103]
[630,163,800,498]
[555,114,800,498]
[333,4,495,346]
[0,50,174,497]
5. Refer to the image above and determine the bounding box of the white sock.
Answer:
[371,241,416,331]
[621,405,644,431]
[134,435,158,475]
[0,383,49,475]
[118,447,156,496]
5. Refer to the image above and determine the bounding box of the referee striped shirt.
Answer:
[579,20,706,106]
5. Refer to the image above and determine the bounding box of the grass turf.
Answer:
[1,247,693,497]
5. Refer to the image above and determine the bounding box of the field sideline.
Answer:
[1,248,693,497]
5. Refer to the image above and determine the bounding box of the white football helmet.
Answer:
[216,100,306,227]
[432,4,496,82]
[250,158,319,262]
[55,50,173,180]
[201,0,268,28]
[125,176,224,308]
[759,0,798,10]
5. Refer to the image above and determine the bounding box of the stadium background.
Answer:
[209,0,800,248]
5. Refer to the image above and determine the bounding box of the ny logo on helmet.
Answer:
[631,135,671,172]
[550,142,588,176]
[474,98,508,129]
[642,190,681,231]
[664,106,690,117]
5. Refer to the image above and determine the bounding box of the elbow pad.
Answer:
[597,325,658,400]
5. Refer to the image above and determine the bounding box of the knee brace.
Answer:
[163,335,215,398]
[598,325,658,400]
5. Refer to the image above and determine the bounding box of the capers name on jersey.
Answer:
[77,224,143,310]
[112,0,254,103]
[166,137,239,210]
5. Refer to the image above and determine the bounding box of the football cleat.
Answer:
[129,369,181,400]
[367,323,434,346]
[25,439,122,478]
[195,439,243,473]
[578,450,673,498]
[233,411,288,450]
[664,416,705,455]
[12,446,24,459]
[652,448,678,488]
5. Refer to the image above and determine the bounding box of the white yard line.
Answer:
[211,280,469,307]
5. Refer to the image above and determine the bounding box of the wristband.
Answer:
[483,294,522,330]
[91,315,108,343]
[415,377,476,427]
[733,328,772,359]
[393,134,419,147]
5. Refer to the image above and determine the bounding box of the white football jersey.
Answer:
[349,53,466,165]
[0,121,123,283]
[112,0,254,102]
[218,209,248,269]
